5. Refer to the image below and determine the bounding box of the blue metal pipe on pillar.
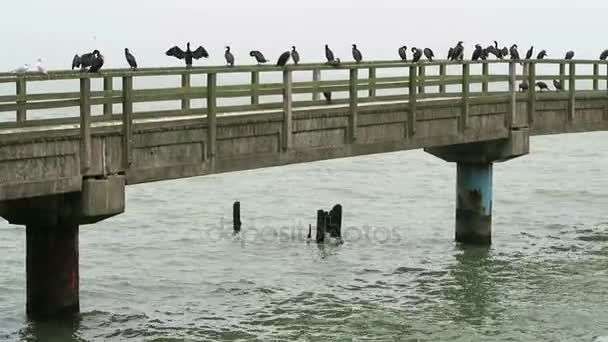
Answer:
[456,163,493,244]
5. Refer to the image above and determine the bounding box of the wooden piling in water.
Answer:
[233,201,241,233]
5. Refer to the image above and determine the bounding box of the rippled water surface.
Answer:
[1,132,608,341]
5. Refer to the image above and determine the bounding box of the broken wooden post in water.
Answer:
[233,201,241,233]
[316,210,327,243]
[314,204,343,243]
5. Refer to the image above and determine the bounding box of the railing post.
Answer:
[368,67,376,99]
[282,70,293,150]
[121,76,133,169]
[206,73,217,162]
[80,77,91,172]
[528,62,536,125]
[460,63,469,133]
[16,77,26,122]
[482,63,489,94]
[418,65,425,95]
[349,68,358,143]
[181,73,191,111]
[593,63,599,91]
[312,69,321,101]
[251,71,259,105]
[559,63,566,90]
[568,62,576,122]
[103,76,113,118]
[439,64,446,94]
[408,65,417,137]
[507,61,517,128]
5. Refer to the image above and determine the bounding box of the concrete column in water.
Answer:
[455,163,493,244]
[26,223,80,318]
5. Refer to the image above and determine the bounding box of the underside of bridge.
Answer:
[425,128,530,244]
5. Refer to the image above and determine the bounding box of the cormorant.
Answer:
[291,46,300,65]
[565,51,575,60]
[553,79,564,91]
[325,44,335,62]
[72,50,98,71]
[481,48,489,60]
[250,50,268,64]
[323,91,332,102]
[452,41,464,61]
[411,47,422,62]
[423,48,434,61]
[600,50,608,60]
[525,46,534,59]
[277,51,291,67]
[398,46,407,61]
[519,82,529,92]
[327,58,341,67]
[510,44,520,61]
[447,47,454,60]
[89,50,104,73]
[535,81,549,91]
[537,50,547,59]
[352,44,363,63]
[494,41,504,59]
[225,46,235,67]
[125,48,137,70]
[472,44,483,61]
[485,45,499,59]
[166,42,209,67]
[500,46,509,58]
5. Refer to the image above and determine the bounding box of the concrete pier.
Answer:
[456,163,493,244]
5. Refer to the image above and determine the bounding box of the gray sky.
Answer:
[3,0,608,70]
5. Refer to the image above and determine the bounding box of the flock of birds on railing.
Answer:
[9,41,608,93]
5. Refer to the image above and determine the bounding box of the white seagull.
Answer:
[12,64,29,74]
[36,58,48,75]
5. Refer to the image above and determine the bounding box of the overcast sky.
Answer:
[3,0,608,70]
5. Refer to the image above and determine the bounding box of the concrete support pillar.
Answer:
[456,163,493,244]
[26,223,79,318]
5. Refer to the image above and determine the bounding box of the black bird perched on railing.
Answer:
[89,50,104,73]
[536,81,549,91]
[277,51,291,67]
[72,50,99,71]
[519,82,529,92]
[565,51,575,60]
[451,41,464,61]
[493,41,504,59]
[510,44,520,61]
[225,46,235,67]
[423,48,434,61]
[500,46,509,59]
[352,44,363,63]
[525,46,534,60]
[291,46,300,65]
[166,43,209,67]
[472,44,483,61]
[447,47,454,60]
[250,50,268,64]
[411,47,422,62]
[325,44,335,62]
[125,48,137,70]
[600,50,608,60]
[398,46,407,61]
[553,79,564,91]
[323,91,332,102]
[537,50,547,59]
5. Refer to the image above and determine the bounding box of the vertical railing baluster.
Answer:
[103,76,113,118]
[408,65,417,137]
[482,63,489,93]
[568,62,576,122]
[181,73,191,111]
[368,67,376,99]
[528,62,536,125]
[593,63,599,91]
[559,63,566,90]
[207,73,217,163]
[16,77,26,123]
[122,76,133,169]
[460,63,469,133]
[251,71,259,105]
[80,77,91,172]
[282,70,293,150]
[508,61,517,128]
[418,65,425,95]
[312,69,321,101]
[349,68,358,143]
[439,64,446,94]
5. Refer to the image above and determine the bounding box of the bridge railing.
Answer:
[0,59,607,133]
